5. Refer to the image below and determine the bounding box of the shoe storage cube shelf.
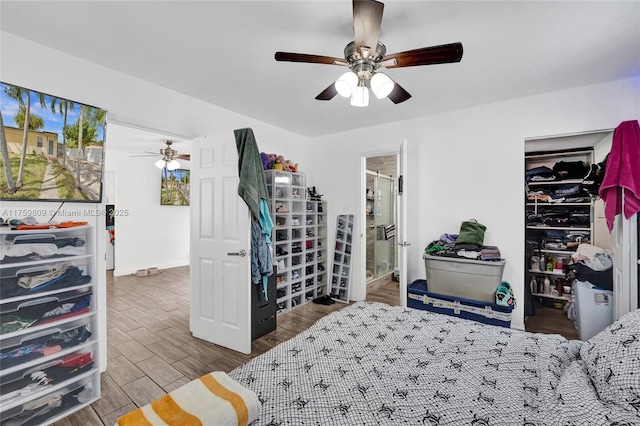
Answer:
[331,214,354,302]
[0,224,100,425]
[265,170,327,314]
[423,254,506,303]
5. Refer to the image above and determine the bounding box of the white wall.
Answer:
[308,76,640,331]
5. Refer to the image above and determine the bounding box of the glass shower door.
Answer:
[373,174,395,278]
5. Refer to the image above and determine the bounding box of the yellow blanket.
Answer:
[116,371,261,426]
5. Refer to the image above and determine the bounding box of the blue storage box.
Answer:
[408,279,513,328]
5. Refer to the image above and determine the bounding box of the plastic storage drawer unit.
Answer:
[423,254,506,303]
[408,279,513,328]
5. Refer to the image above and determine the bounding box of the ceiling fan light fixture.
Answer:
[370,72,394,99]
[350,80,369,107]
[335,71,358,97]
[155,159,166,169]
[167,159,180,171]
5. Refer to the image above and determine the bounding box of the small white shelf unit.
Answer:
[330,214,354,303]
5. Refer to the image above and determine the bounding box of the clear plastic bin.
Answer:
[423,254,506,303]
[573,279,613,341]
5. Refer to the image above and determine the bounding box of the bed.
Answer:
[228,301,640,426]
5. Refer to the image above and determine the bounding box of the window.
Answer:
[37,136,43,147]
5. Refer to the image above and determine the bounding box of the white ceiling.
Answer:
[2,1,639,141]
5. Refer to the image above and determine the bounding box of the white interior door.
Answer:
[397,139,408,307]
[612,209,639,320]
[190,134,252,354]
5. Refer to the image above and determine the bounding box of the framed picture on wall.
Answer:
[0,81,107,202]
[160,168,190,206]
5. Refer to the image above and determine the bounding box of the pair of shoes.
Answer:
[312,295,335,305]
[276,204,289,213]
[307,186,323,199]
[291,218,300,226]
[277,259,286,269]
[496,281,516,307]
[276,246,288,256]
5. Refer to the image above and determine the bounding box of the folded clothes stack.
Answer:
[424,235,503,262]
[480,246,501,261]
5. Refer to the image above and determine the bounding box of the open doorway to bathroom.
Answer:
[365,155,398,288]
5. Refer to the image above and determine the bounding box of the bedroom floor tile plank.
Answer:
[107,355,146,387]
[154,325,195,347]
[162,376,192,394]
[120,376,167,408]
[207,355,246,373]
[170,355,214,380]
[116,339,155,364]
[107,311,141,332]
[179,339,227,364]
[106,326,134,346]
[127,326,163,346]
[52,402,103,426]
[135,355,186,387]
[144,340,190,364]
[90,373,133,418]
[98,404,138,426]
[106,341,122,360]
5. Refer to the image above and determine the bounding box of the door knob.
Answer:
[227,249,247,257]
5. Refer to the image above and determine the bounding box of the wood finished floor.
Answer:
[54,268,571,425]
[54,267,400,426]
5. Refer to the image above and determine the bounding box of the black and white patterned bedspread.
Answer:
[229,302,637,425]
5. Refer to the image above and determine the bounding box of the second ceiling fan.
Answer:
[275,0,463,106]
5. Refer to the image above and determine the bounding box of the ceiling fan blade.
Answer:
[382,42,463,68]
[176,154,190,161]
[129,153,159,157]
[275,52,347,66]
[353,0,384,56]
[315,83,338,101]
[387,81,412,104]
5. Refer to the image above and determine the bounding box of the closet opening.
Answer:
[523,130,614,340]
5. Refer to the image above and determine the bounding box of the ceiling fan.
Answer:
[274,0,463,106]
[131,140,190,170]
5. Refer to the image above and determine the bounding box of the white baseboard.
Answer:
[113,259,189,277]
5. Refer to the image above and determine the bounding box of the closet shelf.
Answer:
[526,226,591,231]
[527,179,584,186]
[526,202,591,207]
[528,269,565,277]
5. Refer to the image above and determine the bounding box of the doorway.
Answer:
[365,155,397,284]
